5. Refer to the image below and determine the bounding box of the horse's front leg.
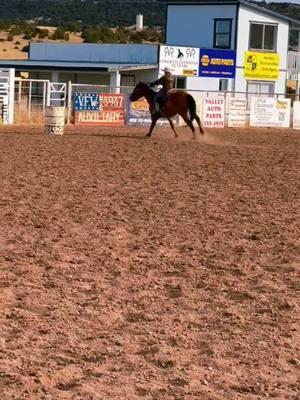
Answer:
[147,113,159,137]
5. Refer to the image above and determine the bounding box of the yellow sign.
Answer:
[244,51,280,80]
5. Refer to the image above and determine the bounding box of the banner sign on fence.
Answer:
[127,97,152,125]
[292,101,300,129]
[228,98,247,128]
[126,97,169,126]
[203,97,225,128]
[250,97,291,128]
[74,93,125,126]
[159,45,200,76]
[244,51,280,80]
[199,49,236,78]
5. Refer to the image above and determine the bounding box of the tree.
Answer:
[51,27,66,40]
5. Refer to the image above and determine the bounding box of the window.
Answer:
[219,79,228,92]
[247,81,275,104]
[249,23,277,51]
[121,74,135,87]
[175,77,186,89]
[247,81,275,95]
[214,19,232,49]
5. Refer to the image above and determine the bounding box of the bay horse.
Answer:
[129,82,204,139]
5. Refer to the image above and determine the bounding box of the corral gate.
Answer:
[14,78,48,123]
[14,79,67,123]
[0,68,15,124]
[49,82,67,107]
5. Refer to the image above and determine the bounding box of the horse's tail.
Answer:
[187,94,196,122]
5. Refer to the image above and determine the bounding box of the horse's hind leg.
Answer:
[181,115,196,139]
[194,114,205,135]
[167,117,178,138]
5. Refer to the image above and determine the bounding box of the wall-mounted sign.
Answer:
[203,96,225,128]
[159,45,199,76]
[74,93,125,126]
[250,97,290,128]
[199,49,236,78]
[244,51,280,81]
[228,98,247,127]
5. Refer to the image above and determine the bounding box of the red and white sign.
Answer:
[101,93,125,109]
[203,97,225,128]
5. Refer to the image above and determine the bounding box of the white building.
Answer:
[165,0,300,95]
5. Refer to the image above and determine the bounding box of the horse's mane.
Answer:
[137,81,156,96]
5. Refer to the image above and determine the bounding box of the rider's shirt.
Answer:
[151,72,174,92]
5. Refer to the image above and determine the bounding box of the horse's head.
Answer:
[129,81,148,102]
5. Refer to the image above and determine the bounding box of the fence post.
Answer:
[28,80,32,122]
[67,81,72,125]
[46,80,51,106]
[42,81,47,113]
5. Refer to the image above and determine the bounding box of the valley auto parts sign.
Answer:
[159,45,199,76]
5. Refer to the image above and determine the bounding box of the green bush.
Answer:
[51,27,66,40]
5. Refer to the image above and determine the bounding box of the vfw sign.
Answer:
[74,93,100,111]
[74,93,125,126]
[159,45,199,76]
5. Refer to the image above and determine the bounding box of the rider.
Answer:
[150,67,174,113]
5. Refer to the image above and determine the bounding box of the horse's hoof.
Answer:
[146,133,151,138]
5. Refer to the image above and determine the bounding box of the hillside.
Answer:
[0,0,166,28]
[0,1,299,28]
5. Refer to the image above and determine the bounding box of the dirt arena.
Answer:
[0,125,299,400]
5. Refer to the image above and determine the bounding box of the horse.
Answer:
[129,81,204,139]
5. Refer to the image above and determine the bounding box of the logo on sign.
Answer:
[74,93,101,111]
[201,55,210,67]
[244,51,279,80]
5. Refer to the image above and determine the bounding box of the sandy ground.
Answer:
[0,125,299,400]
